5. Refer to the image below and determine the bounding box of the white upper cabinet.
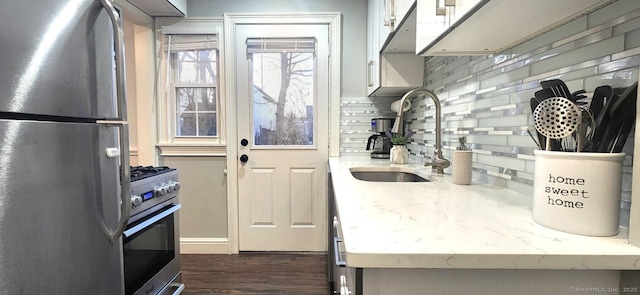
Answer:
[394,0,417,31]
[417,0,616,56]
[126,0,187,16]
[415,0,483,55]
[367,0,424,96]
[367,0,382,95]
[416,0,449,54]
[447,0,482,28]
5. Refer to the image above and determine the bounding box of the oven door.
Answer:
[123,202,182,295]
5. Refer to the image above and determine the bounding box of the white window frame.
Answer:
[156,18,226,156]
[171,48,218,138]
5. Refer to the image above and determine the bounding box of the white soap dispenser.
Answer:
[452,137,472,185]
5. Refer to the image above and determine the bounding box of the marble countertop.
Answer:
[329,156,640,269]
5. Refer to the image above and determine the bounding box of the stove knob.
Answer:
[166,184,175,193]
[173,182,181,191]
[131,195,143,207]
[155,187,167,197]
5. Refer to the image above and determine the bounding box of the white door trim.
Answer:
[224,12,341,254]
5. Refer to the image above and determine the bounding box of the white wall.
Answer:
[120,1,156,167]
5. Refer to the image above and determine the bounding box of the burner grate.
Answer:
[129,166,176,182]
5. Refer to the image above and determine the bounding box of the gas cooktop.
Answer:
[128,165,180,219]
[130,166,176,182]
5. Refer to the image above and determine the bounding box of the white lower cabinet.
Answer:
[359,268,620,295]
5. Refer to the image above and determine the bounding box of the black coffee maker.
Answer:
[366,118,395,159]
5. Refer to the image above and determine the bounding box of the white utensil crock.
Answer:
[533,150,625,236]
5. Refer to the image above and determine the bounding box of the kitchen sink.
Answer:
[349,168,431,182]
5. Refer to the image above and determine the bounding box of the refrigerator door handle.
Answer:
[113,123,131,243]
[100,0,128,122]
[100,0,131,243]
[98,122,132,243]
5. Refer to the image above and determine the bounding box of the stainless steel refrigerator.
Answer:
[0,0,131,294]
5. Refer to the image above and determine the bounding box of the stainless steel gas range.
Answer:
[124,166,184,295]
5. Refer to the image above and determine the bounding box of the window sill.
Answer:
[157,143,226,157]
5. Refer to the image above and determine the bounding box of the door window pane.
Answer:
[250,52,315,146]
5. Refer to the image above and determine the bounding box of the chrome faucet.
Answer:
[391,87,450,174]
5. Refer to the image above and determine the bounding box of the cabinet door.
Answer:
[449,0,482,26]
[367,0,381,94]
[395,0,416,26]
[368,0,425,96]
[379,0,391,49]
[416,0,449,54]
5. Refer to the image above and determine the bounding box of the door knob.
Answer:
[241,139,249,146]
[240,154,249,163]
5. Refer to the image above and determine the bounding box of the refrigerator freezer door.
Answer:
[0,119,124,295]
[0,0,116,119]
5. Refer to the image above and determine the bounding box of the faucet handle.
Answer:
[424,156,450,174]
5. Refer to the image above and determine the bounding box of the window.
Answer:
[247,38,316,147]
[157,19,225,156]
[168,35,219,137]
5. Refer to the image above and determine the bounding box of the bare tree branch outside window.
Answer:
[174,49,218,137]
[251,51,315,146]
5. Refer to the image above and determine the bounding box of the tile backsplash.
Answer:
[339,96,398,156]
[340,0,640,226]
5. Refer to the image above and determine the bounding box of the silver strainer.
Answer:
[533,97,582,151]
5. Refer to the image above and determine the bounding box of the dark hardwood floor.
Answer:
[180,253,331,294]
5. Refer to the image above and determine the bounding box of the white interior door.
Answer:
[235,24,329,251]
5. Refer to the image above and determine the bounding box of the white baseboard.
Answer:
[180,238,229,254]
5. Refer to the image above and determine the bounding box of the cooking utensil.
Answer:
[586,88,620,152]
[533,97,582,151]
[598,82,637,153]
[527,125,542,149]
[576,106,595,152]
[571,89,588,102]
[540,79,572,100]
[610,118,634,153]
[530,97,546,149]
[534,88,556,102]
[589,85,613,122]
[530,97,563,151]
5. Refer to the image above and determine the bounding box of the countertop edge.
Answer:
[345,252,640,270]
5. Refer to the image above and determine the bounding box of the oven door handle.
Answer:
[123,204,182,237]
[168,283,185,295]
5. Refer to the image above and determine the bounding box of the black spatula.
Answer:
[540,79,572,100]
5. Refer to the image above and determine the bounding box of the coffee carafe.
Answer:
[366,118,395,159]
